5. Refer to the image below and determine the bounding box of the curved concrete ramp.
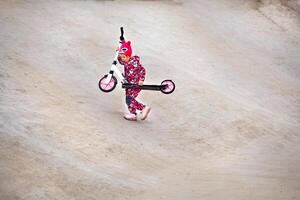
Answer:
[1,0,300,199]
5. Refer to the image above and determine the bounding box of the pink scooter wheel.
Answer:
[160,80,175,94]
[99,75,118,93]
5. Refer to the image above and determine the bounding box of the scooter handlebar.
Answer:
[120,27,124,41]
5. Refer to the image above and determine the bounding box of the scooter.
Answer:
[98,27,175,94]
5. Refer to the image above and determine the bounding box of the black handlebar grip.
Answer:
[120,27,124,41]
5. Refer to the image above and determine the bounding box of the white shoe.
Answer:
[141,106,151,120]
[124,113,137,121]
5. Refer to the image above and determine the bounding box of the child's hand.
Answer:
[138,80,144,86]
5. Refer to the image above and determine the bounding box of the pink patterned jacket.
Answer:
[118,56,146,84]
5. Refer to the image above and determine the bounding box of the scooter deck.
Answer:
[122,83,166,91]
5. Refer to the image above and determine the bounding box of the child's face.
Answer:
[118,54,130,63]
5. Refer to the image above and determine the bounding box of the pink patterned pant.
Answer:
[125,89,145,114]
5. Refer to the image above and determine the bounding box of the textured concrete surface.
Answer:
[1,0,300,199]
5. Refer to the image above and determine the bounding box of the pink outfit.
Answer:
[118,53,146,114]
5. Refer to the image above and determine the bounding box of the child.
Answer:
[118,40,151,121]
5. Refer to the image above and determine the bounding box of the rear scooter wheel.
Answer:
[160,80,175,94]
[99,75,118,93]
